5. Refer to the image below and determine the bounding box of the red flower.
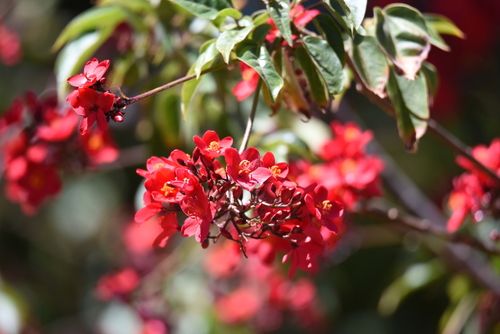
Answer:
[36,106,78,142]
[266,4,320,43]
[447,173,484,232]
[5,162,62,215]
[305,185,343,233]
[71,88,115,134]
[67,58,110,88]
[95,268,139,301]
[282,226,324,278]
[180,186,216,242]
[193,130,233,158]
[232,63,260,101]
[225,147,272,191]
[81,128,119,165]
[0,23,22,66]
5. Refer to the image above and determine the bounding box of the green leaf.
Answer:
[212,8,243,27]
[323,0,367,36]
[352,34,389,97]
[302,36,344,96]
[295,46,329,108]
[421,62,439,103]
[182,64,205,121]
[98,0,155,13]
[266,0,293,46]
[424,14,465,38]
[236,41,284,103]
[169,0,232,20]
[313,14,345,65]
[252,10,270,26]
[250,23,273,43]
[154,91,182,148]
[55,28,115,102]
[375,5,430,80]
[53,6,127,51]
[425,23,450,51]
[215,17,253,63]
[194,39,220,79]
[386,66,429,151]
[378,260,445,316]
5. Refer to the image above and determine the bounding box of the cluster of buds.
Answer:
[447,139,500,232]
[66,58,123,134]
[135,130,344,277]
[0,92,119,215]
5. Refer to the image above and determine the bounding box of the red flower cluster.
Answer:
[66,58,121,135]
[135,130,344,277]
[292,121,384,211]
[447,139,500,232]
[232,4,319,101]
[0,92,119,215]
[0,21,22,66]
[205,239,326,330]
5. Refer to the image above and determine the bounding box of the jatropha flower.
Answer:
[135,130,344,277]
[446,138,500,232]
[67,58,110,88]
[66,58,120,135]
[0,92,120,215]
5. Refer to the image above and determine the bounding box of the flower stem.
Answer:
[239,78,262,154]
[115,61,236,109]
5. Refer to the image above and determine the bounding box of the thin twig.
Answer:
[115,61,236,109]
[362,199,500,257]
[239,78,262,153]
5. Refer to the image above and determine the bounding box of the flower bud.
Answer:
[113,112,124,122]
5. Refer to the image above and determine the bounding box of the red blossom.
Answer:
[225,147,272,191]
[180,186,216,243]
[193,130,233,158]
[95,268,139,301]
[81,128,119,165]
[232,63,260,101]
[67,58,110,88]
[0,22,22,66]
[305,185,343,233]
[71,88,115,134]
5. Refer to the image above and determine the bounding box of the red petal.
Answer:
[96,111,108,132]
[67,74,88,87]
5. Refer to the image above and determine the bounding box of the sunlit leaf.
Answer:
[181,59,215,121]
[386,66,429,151]
[53,6,127,51]
[375,5,430,80]
[313,14,345,65]
[194,39,220,78]
[215,17,253,63]
[169,0,232,20]
[323,0,367,36]
[266,0,293,46]
[424,14,465,38]
[236,40,284,103]
[302,36,344,96]
[352,34,389,97]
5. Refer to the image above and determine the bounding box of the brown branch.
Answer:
[115,61,236,109]
[362,199,500,257]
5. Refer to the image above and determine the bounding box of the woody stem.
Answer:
[115,61,236,109]
[239,78,263,154]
